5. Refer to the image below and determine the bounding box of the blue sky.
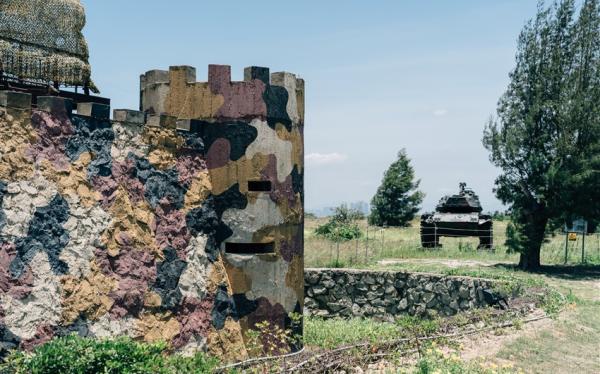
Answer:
[83,0,540,213]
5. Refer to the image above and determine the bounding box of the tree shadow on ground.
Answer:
[492,263,600,281]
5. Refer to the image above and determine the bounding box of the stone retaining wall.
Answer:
[305,268,504,319]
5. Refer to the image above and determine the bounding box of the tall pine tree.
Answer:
[369,149,424,227]
[483,0,600,270]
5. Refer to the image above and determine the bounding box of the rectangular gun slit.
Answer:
[248,180,272,192]
[225,242,275,254]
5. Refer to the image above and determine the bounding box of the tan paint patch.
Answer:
[275,123,303,173]
[102,187,161,258]
[273,191,303,224]
[207,257,231,294]
[285,255,304,307]
[296,81,305,125]
[252,223,302,257]
[40,152,100,208]
[223,259,252,295]
[143,121,182,144]
[207,317,248,362]
[208,154,270,195]
[144,291,162,308]
[0,113,36,181]
[165,69,224,119]
[136,312,181,343]
[143,125,184,170]
[147,148,177,170]
[183,170,212,212]
[60,261,117,324]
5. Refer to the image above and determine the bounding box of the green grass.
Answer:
[304,317,400,349]
[304,314,445,350]
[416,348,521,374]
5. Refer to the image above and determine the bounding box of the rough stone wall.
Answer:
[0,64,303,360]
[305,269,501,319]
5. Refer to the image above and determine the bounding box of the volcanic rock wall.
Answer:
[305,269,505,319]
[0,64,304,360]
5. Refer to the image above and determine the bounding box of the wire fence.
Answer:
[305,222,600,268]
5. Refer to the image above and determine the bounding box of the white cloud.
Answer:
[306,152,348,166]
[433,109,448,117]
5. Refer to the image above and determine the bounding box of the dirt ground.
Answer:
[457,314,554,361]
[389,258,600,373]
[377,258,499,268]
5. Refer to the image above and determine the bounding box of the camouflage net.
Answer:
[0,0,97,92]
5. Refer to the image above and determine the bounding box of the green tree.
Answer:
[369,149,424,227]
[483,0,600,270]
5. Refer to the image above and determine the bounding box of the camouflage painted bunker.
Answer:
[0,64,304,360]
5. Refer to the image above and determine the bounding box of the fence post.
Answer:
[382,228,385,257]
[582,231,586,264]
[564,232,568,264]
[365,225,369,263]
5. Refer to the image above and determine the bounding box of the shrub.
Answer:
[0,335,219,374]
[315,204,363,242]
[314,221,362,241]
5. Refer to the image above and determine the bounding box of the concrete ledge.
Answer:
[0,91,32,109]
[113,109,145,124]
[77,102,110,119]
[37,96,74,116]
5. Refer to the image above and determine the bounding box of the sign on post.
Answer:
[564,218,588,264]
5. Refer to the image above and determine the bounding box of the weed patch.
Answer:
[0,335,219,374]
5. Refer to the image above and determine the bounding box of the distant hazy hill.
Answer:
[308,201,370,217]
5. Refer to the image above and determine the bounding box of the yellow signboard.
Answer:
[568,232,577,241]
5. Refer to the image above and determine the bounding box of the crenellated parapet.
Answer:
[0,63,304,360]
[140,65,304,126]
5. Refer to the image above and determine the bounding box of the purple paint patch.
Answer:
[93,159,145,208]
[152,204,190,258]
[95,246,157,317]
[109,278,148,318]
[172,296,214,349]
[206,138,231,169]
[19,324,55,351]
[208,65,268,119]
[246,297,289,354]
[0,243,34,299]
[246,297,286,330]
[175,151,207,188]
[261,155,295,207]
[279,228,303,262]
[27,110,74,171]
[95,246,157,280]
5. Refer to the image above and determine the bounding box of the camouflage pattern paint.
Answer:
[0,65,304,361]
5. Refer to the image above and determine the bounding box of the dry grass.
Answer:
[304,217,600,269]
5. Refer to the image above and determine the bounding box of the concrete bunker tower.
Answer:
[140,64,305,353]
[0,63,303,361]
[0,0,303,360]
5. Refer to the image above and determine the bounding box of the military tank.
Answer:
[420,183,493,249]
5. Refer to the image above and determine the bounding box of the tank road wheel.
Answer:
[478,217,493,250]
[420,214,438,248]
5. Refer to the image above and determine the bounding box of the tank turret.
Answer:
[435,182,482,213]
[421,183,493,249]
